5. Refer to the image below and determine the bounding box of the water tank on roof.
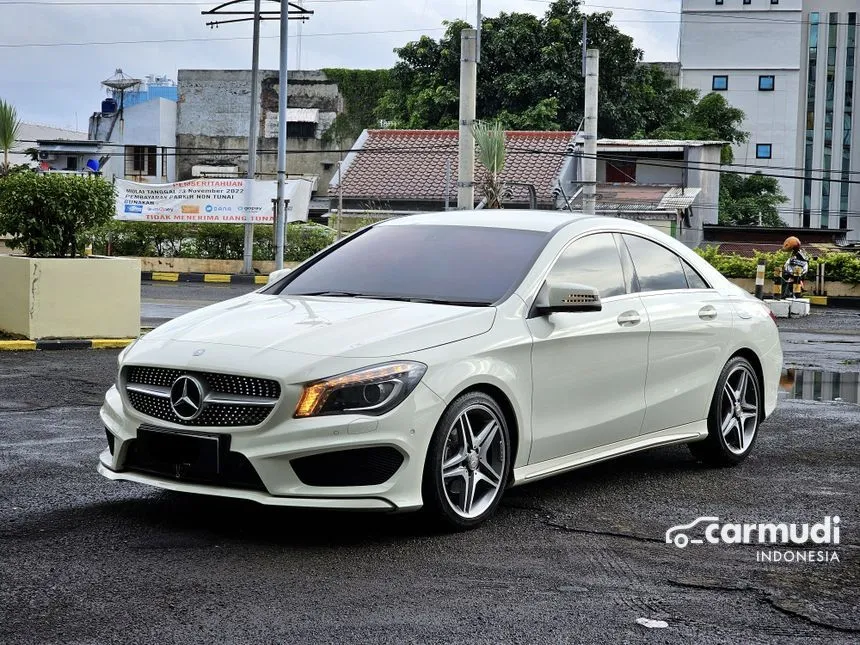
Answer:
[101,98,118,114]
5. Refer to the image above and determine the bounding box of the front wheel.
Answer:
[689,356,761,466]
[422,391,511,530]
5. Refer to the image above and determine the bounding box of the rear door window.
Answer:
[622,235,688,292]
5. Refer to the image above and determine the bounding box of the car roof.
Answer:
[378,209,595,233]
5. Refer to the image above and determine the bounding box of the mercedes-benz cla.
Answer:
[99,211,782,528]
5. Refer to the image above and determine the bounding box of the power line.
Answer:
[0,26,443,48]
[525,0,855,25]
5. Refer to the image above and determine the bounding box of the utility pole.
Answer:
[273,1,290,270]
[241,0,262,274]
[202,1,312,272]
[476,0,482,63]
[337,159,344,239]
[583,48,599,215]
[457,28,477,210]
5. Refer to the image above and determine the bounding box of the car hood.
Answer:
[140,293,496,358]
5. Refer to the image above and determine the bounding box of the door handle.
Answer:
[698,305,718,321]
[617,310,641,327]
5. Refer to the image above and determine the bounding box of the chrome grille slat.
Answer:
[124,366,281,427]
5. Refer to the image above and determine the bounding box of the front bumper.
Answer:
[99,380,445,512]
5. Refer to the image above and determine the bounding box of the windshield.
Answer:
[274,224,549,305]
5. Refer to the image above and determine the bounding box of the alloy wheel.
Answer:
[720,365,759,455]
[440,403,507,519]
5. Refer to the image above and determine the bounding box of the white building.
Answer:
[89,98,177,183]
[9,123,88,168]
[679,0,858,239]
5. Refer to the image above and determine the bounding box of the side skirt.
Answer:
[511,420,708,486]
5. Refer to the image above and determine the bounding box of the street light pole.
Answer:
[274,0,290,270]
[241,0,261,274]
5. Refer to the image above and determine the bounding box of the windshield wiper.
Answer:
[293,291,364,297]
[363,296,490,307]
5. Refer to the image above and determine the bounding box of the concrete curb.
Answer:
[142,271,268,285]
[0,338,136,351]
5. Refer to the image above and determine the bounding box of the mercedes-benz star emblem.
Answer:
[169,375,205,421]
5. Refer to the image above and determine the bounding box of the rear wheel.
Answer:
[422,391,511,530]
[689,356,761,466]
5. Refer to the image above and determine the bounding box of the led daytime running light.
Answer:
[294,362,424,418]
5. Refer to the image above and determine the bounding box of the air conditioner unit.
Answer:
[38,151,53,161]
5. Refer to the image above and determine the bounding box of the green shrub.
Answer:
[92,221,336,263]
[0,173,115,257]
[695,246,860,284]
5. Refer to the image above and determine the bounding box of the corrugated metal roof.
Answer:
[659,187,701,210]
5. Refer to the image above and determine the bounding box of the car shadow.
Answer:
[8,445,708,546]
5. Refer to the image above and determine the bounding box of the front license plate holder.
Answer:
[135,426,225,479]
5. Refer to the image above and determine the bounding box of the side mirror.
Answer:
[266,268,292,285]
[534,280,602,315]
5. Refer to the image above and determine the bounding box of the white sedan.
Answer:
[99,211,782,529]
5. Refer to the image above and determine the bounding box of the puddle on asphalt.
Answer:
[780,369,860,404]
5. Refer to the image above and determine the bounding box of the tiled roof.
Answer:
[333,129,575,206]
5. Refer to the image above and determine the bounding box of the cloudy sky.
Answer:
[1,0,681,130]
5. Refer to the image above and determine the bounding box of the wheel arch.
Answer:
[728,347,766,423]
[451,383,521,475]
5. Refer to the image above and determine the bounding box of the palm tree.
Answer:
[473,121,506,209]
[0,99,22,172]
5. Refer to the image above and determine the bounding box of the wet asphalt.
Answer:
[1,288,859,644]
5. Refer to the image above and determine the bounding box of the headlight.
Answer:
[294,362,427,418]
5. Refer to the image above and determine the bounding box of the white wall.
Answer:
[680,1,804,225]
[94,98,177,182]
[636,161,684,185]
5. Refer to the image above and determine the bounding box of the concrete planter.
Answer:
[0,255,140,339]
[136,257,301,275]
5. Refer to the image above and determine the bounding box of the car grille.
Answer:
[124,366,281,427]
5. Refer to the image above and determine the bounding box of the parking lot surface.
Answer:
[2,291,859,644]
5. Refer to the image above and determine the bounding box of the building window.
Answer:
[758,75,775,91]
[838,13,856,230]
[127,145,158,176]
[756,144,773,159]
[771,0,779,5]
[715,0,723,5]
[820,13,839,228]
[65,156,78,171]
[161,147,168,179]
[605,161,636,183]
[712,75,728,91]
[287,121,316,139]
[802,12,820,228]
[743,0,751,5]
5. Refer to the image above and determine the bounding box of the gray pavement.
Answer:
[1,288,859,644]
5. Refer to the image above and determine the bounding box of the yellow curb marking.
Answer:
[0,340,38,351]
[151,272,179,282]
[91,339,136,349]
[203,274,232,283]
[808,296,828,306]
[255,275,268,285]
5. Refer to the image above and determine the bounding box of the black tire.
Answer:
[422,391,512,530]
[689,356,762,467]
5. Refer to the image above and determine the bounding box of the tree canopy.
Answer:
[373,0,740,142]
[718,172,788,227]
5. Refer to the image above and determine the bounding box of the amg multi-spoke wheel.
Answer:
[689,356,761,466]
[423,391,511,529]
